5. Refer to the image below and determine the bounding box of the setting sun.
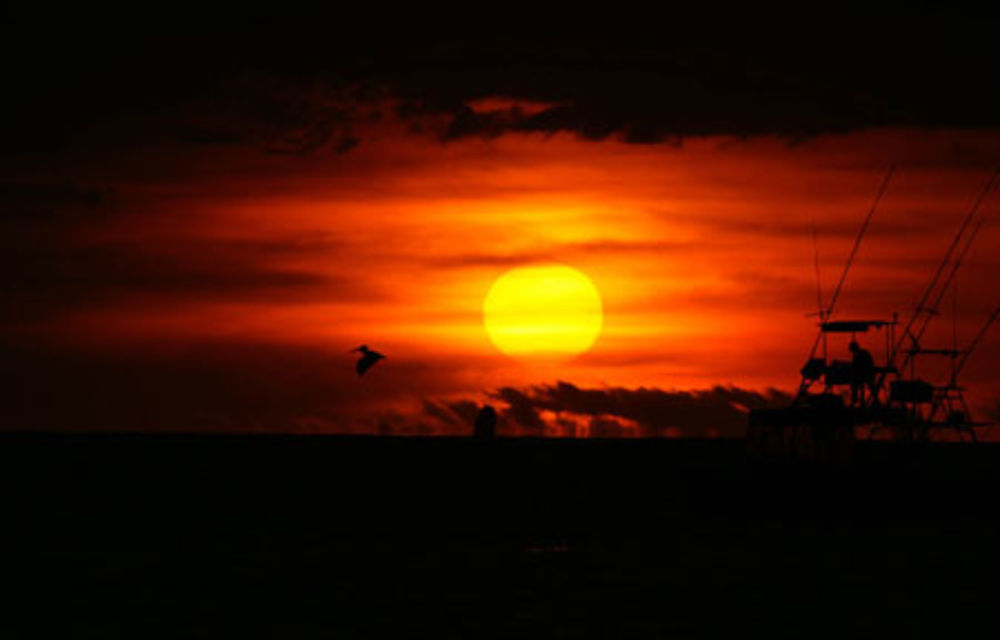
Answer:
[483,264,604,360]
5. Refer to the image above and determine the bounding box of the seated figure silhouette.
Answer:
[474,405,497,439]
[849,340,875,406]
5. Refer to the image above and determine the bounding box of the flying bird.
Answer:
[352,345,386,376]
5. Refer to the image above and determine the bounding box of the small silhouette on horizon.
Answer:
[474,405,497,439]
[352,345,386,377]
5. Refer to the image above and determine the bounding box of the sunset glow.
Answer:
[4,123,1000,435]
[3,20,1000,437]
[9,18,1000,640]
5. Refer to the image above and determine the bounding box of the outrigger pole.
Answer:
[907,218,985,356]
[880,169,999,389]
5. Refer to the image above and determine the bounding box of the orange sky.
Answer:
[4,110,1000,434]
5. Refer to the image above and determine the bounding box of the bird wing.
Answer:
[357,356,372,376]
[357,353,385,376]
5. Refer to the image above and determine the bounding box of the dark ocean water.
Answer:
[3,434,999,638]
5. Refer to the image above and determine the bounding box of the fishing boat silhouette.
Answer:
[749,168,1000,458]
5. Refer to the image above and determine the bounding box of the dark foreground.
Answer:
[4,434,1000,638]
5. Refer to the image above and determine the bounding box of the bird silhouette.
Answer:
[352,345,386,376]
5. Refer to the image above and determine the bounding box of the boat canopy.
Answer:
[820,320,893,333]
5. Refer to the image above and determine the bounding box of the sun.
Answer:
[483,264,603,360]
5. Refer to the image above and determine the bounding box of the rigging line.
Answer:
[811,218,824,319]
[892,169,999,360]
[954,304,1000,381]
[952,270,958,383]
[824,166,895,319]
[909,218,985,352]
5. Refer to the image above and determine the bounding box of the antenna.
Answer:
[810,218,829,361]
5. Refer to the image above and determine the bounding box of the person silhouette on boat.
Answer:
[849,340,875,406]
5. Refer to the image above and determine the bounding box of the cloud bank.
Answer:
[426,381,793,438]
[4,18,1000,154]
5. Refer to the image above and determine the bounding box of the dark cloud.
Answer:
[488,381,792,437]
[445,400,481,427]
[493,387,549,433]
[376,412,435,437]
[424,240,693,269]
[422,383,794,438]
[3,16,1000,155]
[588,416,632,438]
[5,242,325,293]
[420,399,491,436]
[361,19,1000,143]
[422,399,463,427]
[0,174,366,324]
[0,182,106,210]
[0,235,369,324]
[0,181,113,237]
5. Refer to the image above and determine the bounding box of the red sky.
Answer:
[3,108,1000,435]
[3,19,1000,436]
